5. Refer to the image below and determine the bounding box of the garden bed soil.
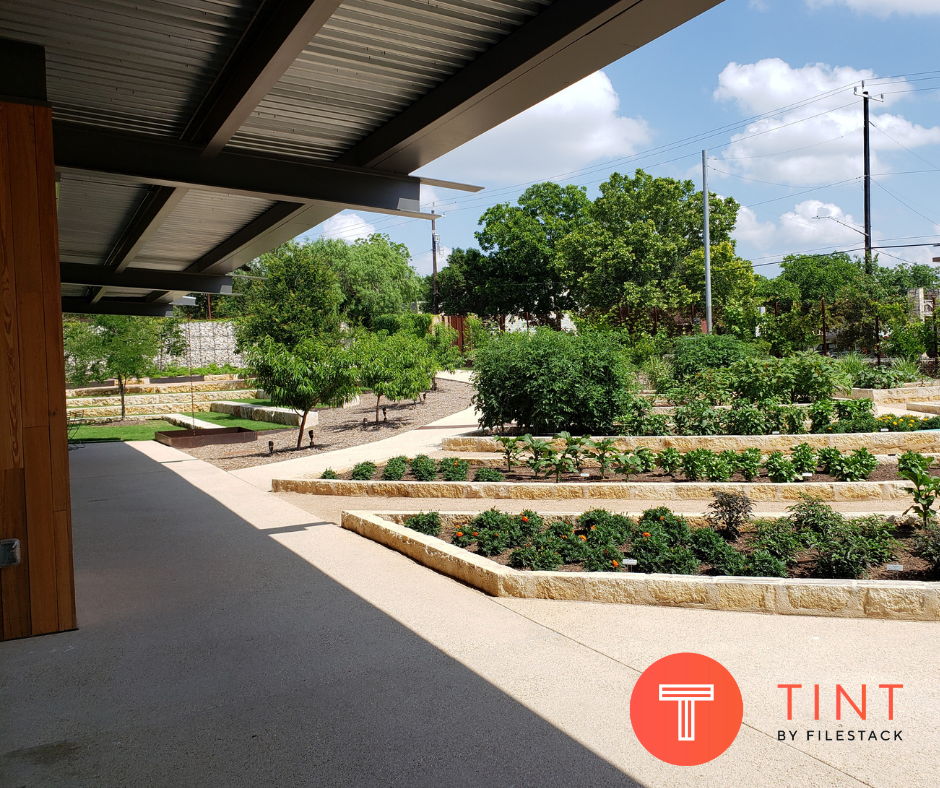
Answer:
[178,379,474,470]
[427,514,936,582]
[337,459,932,485]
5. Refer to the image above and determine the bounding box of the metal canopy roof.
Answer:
[0,0,722,316]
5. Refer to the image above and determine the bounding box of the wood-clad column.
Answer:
[0,43,76,640]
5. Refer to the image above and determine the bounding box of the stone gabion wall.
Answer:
[159,319,244,369]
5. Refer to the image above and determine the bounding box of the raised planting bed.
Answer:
[851,385,940,404]
[342,510,940,621]
[274,476,915,502]
[443,430,940,455]
[155,426,257,449]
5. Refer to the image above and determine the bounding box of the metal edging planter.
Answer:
[155,427,257,449]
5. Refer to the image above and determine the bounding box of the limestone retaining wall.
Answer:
[274,477,914,502]
[341,511,938,621]
[851,385,940,404]
[442,431,940,454]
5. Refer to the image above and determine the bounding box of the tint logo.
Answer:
[631,653,743,766]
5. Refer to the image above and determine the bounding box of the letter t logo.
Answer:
[659,684,715,741]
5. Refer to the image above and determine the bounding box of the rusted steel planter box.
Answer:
[155,427,257,449]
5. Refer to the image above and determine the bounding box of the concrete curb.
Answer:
[442,431,940,454]
[275,477,915,502]
[341,510,940,621]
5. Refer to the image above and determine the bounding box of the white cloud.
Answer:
[735,199,866,252]
[807,0,940,16]
[712,59,940,185]
[415,71,652,184]
[748,0,771,11]
[419,184,459,214]
[320,212,377,242]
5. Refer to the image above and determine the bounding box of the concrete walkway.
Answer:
[2,440,937,787]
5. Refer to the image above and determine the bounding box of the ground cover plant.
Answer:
[69,419,184,443]
[400,496,930,580]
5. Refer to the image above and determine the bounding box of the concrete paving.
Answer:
[2,440,937,787]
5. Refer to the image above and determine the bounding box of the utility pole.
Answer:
[702,150,713,333]
[431,215,440,314]
[855,81,883,274]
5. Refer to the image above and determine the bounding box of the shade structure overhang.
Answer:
[0,0,724,314]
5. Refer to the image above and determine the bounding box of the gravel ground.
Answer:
[180,379,474,471]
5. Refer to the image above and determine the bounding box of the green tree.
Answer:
[354,331,436,424]
[558,170,739,320]
[331,234,421,326]
[679,241,759,337]
[64,315,186,419]
[236,240,342,350]
[474,182,591,325]
[244,338,359,448]
[437,247,492,317]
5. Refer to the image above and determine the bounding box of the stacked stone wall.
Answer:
[159,319,243,369]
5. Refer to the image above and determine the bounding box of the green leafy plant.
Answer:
[830,448,877,481]
[632,446,656,473]
[410,454,438,482]
[438,457,470,482]
[764,451,799,483]
[351,461,377,480]
[899,467,940,529]
[547,452,575,483]
[898,450,931,477]
[817,447,843,474]
[471,509,514,556]
[494,435,525,473]
[735,448,763,481]
[834,398,874,421]
[556,431,593,473]
[404,511,441,537]
[706,491,754,539]
[320,468,338,480]
[381,456,408,481]
[612,452,643,480]
[703,451,734,482]
[811,517,897,579]
[682,448,715,482]
[473,467,505,482]
[737,550,787,578]
[724,403,768,436]
[790,443,818,475]
[630,508,699,575]
[589,437,621,479]
[656,448,683,475]
[673,401,724,436]
[914,523,940,571]
[752,517,804,563]
[780,405,808,435]
[583,543,627,572]
[809,399,835,433]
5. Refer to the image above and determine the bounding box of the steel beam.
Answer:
[54,124,431,218]
[338,0,722,173]
[61,298,174,317]
[185,0,345,157]
[60,263,233,294]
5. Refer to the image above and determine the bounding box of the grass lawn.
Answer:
[181,411,293,431]
[70,420,183,443]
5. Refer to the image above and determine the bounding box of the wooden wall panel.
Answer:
[0,100,75,640]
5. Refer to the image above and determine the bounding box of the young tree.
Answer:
[236,240,343,350]
[354,331,436,424]
[64,315,186,420]
[244,338,359,448]
[331,234,422,327]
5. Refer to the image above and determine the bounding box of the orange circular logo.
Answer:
[630,652,743,766]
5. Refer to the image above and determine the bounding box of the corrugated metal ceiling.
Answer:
[227,0,554,160]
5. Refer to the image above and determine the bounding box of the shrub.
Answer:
[738,550,787,578]
[724,403,767,436]
[898,451,931,476]
[736,448,763,481]
[689,526,743,575]
[817,447,842,474]
[835,398,874,421]
[915,524,940,570]
[752,518,804,563]
[809,399,835,433]
[612,452,643,480]
[780,405,808,435]
[854,365,903,389]
[452,523,478,548]
[509,540,563,571]
[672,334,753,380]
[583,544,626,572]
[764,451,798,483]
[812,516,897,579]
[513,510,544,542]
[381,456,408,481]
[703,451,734,482]
[682,448,715,481]
[673,401,723,436]
[830,448,877,481]
[788,496,845,538]
[706,491,754,539]
[351,461,377,480]
[632,446,656,473]
[405,511,441,537]
[473,466,505,482]
[320,468,338,480]
[438,457,470,482]
[578,509,633,547]
[790,443,818,475]
[656,448,683,475]
[410,454,437,481]
[637,507,692,545]
[635,413,670,436]
[471,509,513,556]
[630,533,700,574]
[472,328,636,433]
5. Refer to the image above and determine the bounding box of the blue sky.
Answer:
[303,0,940,280]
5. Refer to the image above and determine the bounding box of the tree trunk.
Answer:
[296,409,309,450]
[375,394,382,425]
[118,375,126,421]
